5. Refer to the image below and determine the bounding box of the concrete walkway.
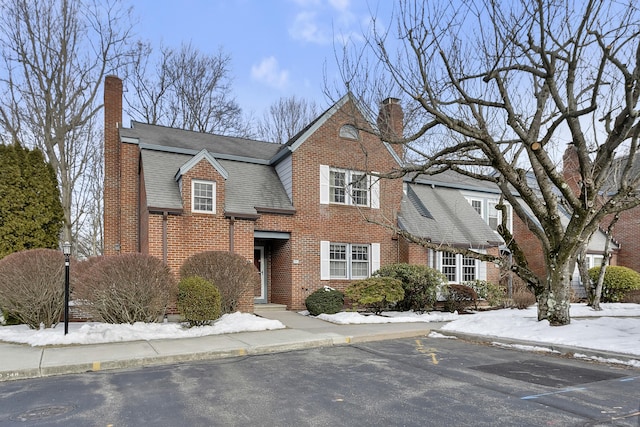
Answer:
[0,310,636,382]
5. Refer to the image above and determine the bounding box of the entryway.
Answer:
[254,246,267,304]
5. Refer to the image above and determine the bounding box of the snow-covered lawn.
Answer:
[1,303,639,368]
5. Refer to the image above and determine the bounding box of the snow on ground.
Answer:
[0,312,285,346]
[1,303,639,366]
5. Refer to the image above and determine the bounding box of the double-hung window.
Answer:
[321,241,380,280]
[321,165,379,208]
[439,251,478,283]
[329,243,369,279]
[329,168,369,206]
[192,180,215,213]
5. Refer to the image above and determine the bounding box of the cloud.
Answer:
[289,0,362,45]
[251,56,290,89]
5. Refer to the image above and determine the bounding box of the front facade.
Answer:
[104,76,405,311]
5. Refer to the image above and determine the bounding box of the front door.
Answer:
[253,246,267,303]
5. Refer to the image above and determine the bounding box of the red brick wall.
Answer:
[104,76,122,256]
[615,206,640,273]
[286,100,403,309]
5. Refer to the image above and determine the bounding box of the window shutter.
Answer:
[319,165,330,205]
[371,243,381,274]
[370,173,380,209]
[320,240,330,280]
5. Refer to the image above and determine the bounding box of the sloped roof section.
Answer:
[122,122,282,161]
[140,149,293,216]
[399,183,502,248]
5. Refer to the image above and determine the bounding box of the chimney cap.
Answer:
[382,97,401,105]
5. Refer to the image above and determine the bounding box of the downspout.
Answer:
[229,216,235,253]
[162,211,168,264]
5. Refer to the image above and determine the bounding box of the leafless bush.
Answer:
[73,254,176,324]
[0,249,65,329]
[510,280,536,309]
[180,251,258,313]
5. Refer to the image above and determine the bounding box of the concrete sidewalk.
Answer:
[0,310,637,382]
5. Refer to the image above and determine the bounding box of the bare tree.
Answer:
[335,0,640,325]
[126,42,248,137]
[0,0,134,248]
[255,96,320,143]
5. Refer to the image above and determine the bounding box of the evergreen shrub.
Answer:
[305,286,344,316]
[177,276,222,327]
[345,277,404,314]
[588,266,640,302]
[464,280,506,308]
[374,263,444,312]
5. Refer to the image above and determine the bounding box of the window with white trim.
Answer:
[469,199,482,216]
[192,180,215,213]
[329,168,369,206]
[488,200,512,232]
[320,165,380,209]
[439,251,478,283]
[339,124,359,139]
[321,241,379,280]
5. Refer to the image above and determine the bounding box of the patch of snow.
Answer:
[428,331,457,339]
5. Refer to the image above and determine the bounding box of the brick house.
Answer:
[104,76,406,312]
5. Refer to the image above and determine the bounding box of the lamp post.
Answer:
[62,241,71,335]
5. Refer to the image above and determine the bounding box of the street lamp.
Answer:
[62,241,71,335]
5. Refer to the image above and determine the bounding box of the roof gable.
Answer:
[274,93,403,166]
[176,149,229,181]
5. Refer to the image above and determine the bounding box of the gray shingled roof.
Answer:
[399,183,502,248]
[122,122,284,161]
[140,149,293,215]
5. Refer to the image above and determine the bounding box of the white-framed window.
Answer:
[587,254,605,269]
[192,180,215,214]
[468,198,482,216]
[321,241,380,280]
[488,200,512,232]
[329,168,369,206]
[438,251,478,283]
[339,124,359,140]
[321,165,379,208]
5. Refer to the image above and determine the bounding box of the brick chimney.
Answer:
[377,97,405,161]
[104,75,122,255]
[562,143,581,197]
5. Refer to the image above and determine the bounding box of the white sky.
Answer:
[1,304,639,367]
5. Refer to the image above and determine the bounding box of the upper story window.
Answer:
[488,200,511,232]
[192,180,215,214]
[339,124,359,140]
[320,165,380,209]
[329,168,369,206]
[465,196,512,232]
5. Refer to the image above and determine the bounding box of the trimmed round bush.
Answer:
[305,286,344,316]
[72,254,176,324]
[177,276,222,327]
[588,266,640,302]
[345,277,404,314]
[374,263,445,312]
[0,249,65,329]
[180,251,259,314]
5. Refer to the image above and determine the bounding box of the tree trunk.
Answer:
[541,263,573,326]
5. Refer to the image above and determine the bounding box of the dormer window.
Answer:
[339,124,359,140]
[192,180,215,214]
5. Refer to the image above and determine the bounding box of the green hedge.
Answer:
[345,277,404,314]
[177,276,222,327]
[374,263,444,312]
[588,266,640,302]
[305,286,344,316]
